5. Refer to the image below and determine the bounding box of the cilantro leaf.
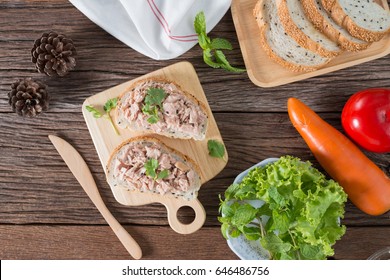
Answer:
[142,87,167,124]
[145,158,159,179]
[144,158,169,181]
[85,98,119,135]
[157,169,169,180]
[103,97,117,113]
[194,11,245,73]
[85,105,103,118]
[207,139,225,159]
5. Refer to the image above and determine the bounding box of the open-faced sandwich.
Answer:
[116,78,208,141]
[106,136,201,200]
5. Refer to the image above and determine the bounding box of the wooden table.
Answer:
[0,0,389,260]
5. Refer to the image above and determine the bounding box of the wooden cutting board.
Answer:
[82,61,227,234]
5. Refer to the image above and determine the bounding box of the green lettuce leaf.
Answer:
[218,156,347,260]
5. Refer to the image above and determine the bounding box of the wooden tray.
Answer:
[82,61,228,234]
[231,0,390,87]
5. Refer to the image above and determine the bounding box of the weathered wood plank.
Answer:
[1,0,390,261]
[0,225,387,260]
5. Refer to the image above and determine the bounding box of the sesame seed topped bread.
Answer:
[301,0,371,51]
[116,78,208,141]
[253,0,331,72]
[106,136,201,200]
[321,0,390,42]
[278,0,342,57]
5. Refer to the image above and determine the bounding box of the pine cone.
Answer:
[8,78,49,117]
[31,31,77,77]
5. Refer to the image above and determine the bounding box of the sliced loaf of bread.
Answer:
[278,0,341,58]
[321,0,390,42]
[253,0,331,72]
[301,0,370,51]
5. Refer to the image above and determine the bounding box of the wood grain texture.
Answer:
[0,225,388,260]
[0,0,389,260]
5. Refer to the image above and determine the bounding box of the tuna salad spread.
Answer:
[108,139,200,199]
[117,79,208,140]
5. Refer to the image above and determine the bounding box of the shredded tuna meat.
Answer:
[122,80,207,138]
[113,141,198,196]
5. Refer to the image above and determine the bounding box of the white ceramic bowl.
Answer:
[225,158,279,260]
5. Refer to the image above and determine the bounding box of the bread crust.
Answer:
[253,0,330,72]
[321,0,389,42]
[278,0,341,57]
[116,78,208,140]
[106,136,202,199]
[301,0,371,51]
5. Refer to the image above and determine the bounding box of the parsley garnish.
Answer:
[194,11,245,73]
[142,88,167,124]
[144,158,169,180]
[85,97,119,135]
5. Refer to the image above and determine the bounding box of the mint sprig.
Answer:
[86,97,119,135]
[194,11,245,73]
[142,88,167,124]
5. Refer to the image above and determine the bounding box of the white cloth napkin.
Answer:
[69,0,232,60]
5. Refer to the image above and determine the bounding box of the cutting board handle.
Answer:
[164,198,206,234]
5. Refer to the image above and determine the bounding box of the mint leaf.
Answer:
[203,49,221,68]
[215,50,246,73]
[260,232,292,253]
[211,38,233,50]
[198,33,210,50]
[231,203,258,226]
[242,226,261,241]
[207,139,225,159]
[194,11,245,73]
[194,11,206,35]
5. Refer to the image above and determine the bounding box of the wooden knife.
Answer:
[48,135,142,259]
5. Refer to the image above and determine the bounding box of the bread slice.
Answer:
[301,0,370,51]
[321,0,390,42]
[278,0,341,57]
[253,0,331,72]
[106,136,201,200]
[116,78,208,141]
